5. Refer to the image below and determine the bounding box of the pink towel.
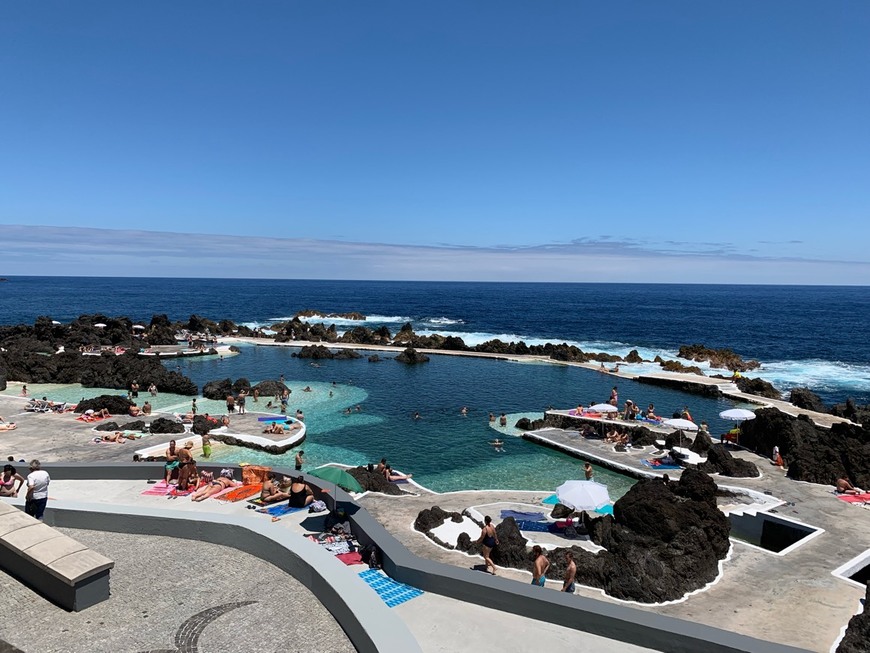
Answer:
[838,492,870,503]
[141,481,171,496]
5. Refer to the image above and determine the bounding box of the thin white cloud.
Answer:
[1,224,868,285]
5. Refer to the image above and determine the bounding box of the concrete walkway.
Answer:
[10,479,655,653]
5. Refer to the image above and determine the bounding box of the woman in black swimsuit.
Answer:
[288,476,314,508]
[476,515,499,575]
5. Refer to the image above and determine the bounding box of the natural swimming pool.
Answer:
[4,343,744,496]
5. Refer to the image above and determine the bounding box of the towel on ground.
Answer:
[336,552,364,566]
[514,520,554,533]
[838,492,870,503]
[642,459,682,470]
[219,483,262,502]
[141,481,171,496]
[256,504,305,516]
[500,510,546,521]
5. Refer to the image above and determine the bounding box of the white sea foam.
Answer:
[294,314,411,325]
[753,360,870,399]
[422,317,465,326]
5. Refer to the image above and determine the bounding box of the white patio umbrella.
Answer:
[51,320,61,325]
[132,324,146,330]
[662,418,698,448]
[662,418,699,431]
[719,408,756,421]
[556,480,611,511]
[589,403,619,413]
[94,323,107,328]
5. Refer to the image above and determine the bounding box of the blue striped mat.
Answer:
[358,569,423,608]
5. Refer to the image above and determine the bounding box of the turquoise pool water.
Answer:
[4,343,741,497]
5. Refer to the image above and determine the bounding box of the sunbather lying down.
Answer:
[0,423,17,431]
[92,431,138,443]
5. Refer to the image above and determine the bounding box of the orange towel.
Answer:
[218,483,263,502]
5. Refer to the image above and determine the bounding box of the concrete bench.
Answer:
[0,501,114,610]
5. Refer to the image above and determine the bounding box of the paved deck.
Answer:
[0,480,655,653]
[358,443,870,653]
[0,527,355,653]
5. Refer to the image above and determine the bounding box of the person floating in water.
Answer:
[489,439,504,452]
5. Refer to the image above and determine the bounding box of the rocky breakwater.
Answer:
[450,469,730,603]
[740,407,870,489]
[678,345,761,372]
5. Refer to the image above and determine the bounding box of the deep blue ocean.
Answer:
[1,277,868,493]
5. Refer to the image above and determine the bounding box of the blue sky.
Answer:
[1,2,868,283]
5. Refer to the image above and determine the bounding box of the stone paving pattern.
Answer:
[0,529,355,653]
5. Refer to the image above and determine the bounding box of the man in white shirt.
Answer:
[25,459,50,520]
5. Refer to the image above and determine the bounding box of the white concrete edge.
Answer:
[831,548,870,590]
[134,421,305,458]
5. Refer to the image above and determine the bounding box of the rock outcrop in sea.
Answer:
[395,348,430,364]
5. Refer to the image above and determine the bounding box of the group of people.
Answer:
[476,516,577,593]
[128,401,152,417]
[259,472,315,507]
[0,460,51,520]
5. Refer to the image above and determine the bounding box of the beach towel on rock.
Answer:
[515,520,554,533]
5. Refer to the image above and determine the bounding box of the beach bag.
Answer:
[242,465,271,485]
[360,544,380,569]
[309,500,327,513]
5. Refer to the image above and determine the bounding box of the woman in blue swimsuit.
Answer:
[477,516,499,575]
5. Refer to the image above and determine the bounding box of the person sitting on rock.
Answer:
[836,478,864,495]
[141,401,152,415]
[383,465,412,482]
[128,404,141,417]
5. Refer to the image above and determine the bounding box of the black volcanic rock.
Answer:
[740,407,870,488]
[191,414,221,436]
[625,349,643,363]
[838,584,870,653]
[665,430,693,450]
[346,466,405,495]
[333,349,361,360]
[414,506,463,533]
[831,399,870,425]
[120,420,147,432]
[149,417,185,434]
[689,429,714,455]
[75,395,133,415]
[94,421,121,432]
[735,376,781,399]
[368,354,381,363]
[252,380,288,398]
[395,348,429,364]
[789,387,828,413]
[203,378,233,400]
[295,345,335,359]
[698,445,760,478]
[677,344,760,372]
